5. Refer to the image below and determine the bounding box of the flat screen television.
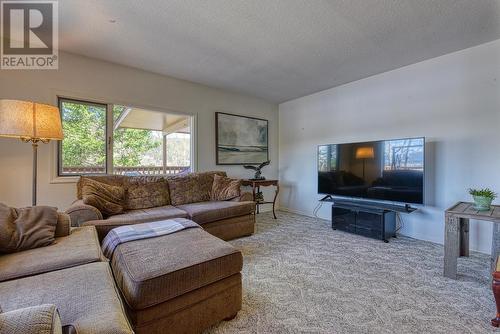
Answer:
[318,137,425,204]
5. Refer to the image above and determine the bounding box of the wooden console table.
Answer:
[444,202,500,279]
[241,179,279,219]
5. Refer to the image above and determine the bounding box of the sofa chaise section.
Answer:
[0,210,133,334]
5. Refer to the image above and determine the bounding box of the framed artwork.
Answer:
[216,112,269,165]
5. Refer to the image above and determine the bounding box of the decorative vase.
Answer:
[473,195,493,211]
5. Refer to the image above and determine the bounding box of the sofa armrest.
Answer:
[231,192,254,202]
[54,212,71,237]
[65,200,103,227]
[0,304,62,334]
[82,219,124,242]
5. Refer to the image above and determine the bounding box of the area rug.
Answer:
[206,211,496,333]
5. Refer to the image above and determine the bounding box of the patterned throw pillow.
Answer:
[125,178,170,210]
[168,171,227,206]
[210,174,241,201]
[76,175,126,200]
[81,177,125,216]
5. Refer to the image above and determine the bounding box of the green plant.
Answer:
[469,188,497,199]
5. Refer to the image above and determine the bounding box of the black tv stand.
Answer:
[330,199,411,242]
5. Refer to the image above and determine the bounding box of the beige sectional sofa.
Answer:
[66,171,256,241]
[0,213,133,334]
[0,171,253,333]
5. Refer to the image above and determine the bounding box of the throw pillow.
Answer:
[81,177,125,216]
[168,171,227,206]
[167,174,201,206]
[125,177,170,210]
[0,203,58,254]
[211,174,241,201]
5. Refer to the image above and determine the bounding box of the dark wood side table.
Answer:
[444,201,500,279]
[241,179,279,219]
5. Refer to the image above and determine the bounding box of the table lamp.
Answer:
[0,99,63,206]
[355,146,375,179]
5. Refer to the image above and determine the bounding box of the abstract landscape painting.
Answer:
[216,112,269,165]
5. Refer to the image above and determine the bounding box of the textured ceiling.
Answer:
[58,0,500,103]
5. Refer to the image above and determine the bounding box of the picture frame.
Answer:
[216,112,269,165]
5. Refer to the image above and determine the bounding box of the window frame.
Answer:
[56,96,194,178]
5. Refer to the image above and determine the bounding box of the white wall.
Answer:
[0,52,278,210]
[279,39,500,254]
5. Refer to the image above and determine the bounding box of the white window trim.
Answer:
[50,91,197,184]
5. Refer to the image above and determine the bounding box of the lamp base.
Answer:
[20,138,46,206]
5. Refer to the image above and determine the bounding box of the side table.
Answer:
[444,201,500,279]
[241,179,279,219]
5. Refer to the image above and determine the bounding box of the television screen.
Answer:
[318,137,424,204]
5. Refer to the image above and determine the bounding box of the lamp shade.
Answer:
[355,146,375,159]
[0,99,63,141]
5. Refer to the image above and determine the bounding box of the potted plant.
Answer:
[469,188,497,211]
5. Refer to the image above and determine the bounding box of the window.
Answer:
[58,98,192,176]
[165,132,190,167]
[112,105,164,175]
[58,98,107,175]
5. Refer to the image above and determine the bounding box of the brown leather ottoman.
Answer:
[109,225,243,334]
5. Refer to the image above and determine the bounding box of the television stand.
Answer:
[331,200,407,242]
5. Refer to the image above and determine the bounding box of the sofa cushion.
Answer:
[168,171,226,206]
[0,204,58,254]
[110,227,242,309]
[0,262,133,334]
[81,177,125,216]
[176,201,255,225]
[211,174,241,201]
[0,227,103,282]
[124,177,170,210]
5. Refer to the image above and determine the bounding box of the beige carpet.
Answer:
[207,211,496,334]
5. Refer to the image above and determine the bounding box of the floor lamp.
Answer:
[0,100,63,206]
